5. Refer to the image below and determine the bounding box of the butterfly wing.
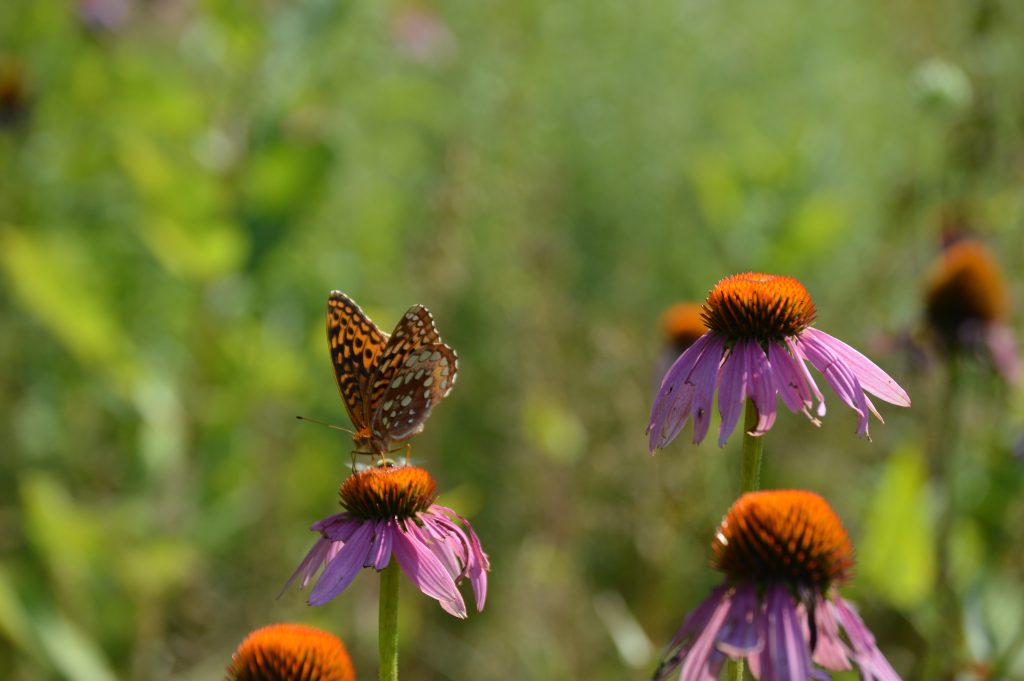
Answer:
[326,291,390,432]
[369,305,458,444]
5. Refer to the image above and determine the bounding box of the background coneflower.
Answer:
[226,623,354,681]
[649,273,910,450]
[924,237,1019,384]
[653,490,900,681]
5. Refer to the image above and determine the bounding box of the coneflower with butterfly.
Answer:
[284,291,488,681]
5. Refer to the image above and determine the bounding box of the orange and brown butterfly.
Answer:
[326,291,458,461]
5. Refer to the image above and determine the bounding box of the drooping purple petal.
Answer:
[367,519,394,570]
[758,585,812,681]
[677,590,734,681]
[689,335,725,444]
[716,582,764,657]
[278,536,332,598]
[655,586,730,680]
[717,342,750,447]
[313,513,361,539]
[308,521,376,606]
[746,342,777,436]
[393,522,467,618]
[833,599,902,681]
[649,333,721,450]
[801,328,911,406]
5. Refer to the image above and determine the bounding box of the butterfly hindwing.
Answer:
[368,305,441,407]
[374,343,458,442]
[368,304,458,443]
[326,291,390,432]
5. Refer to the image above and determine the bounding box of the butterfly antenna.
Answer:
[295,415,357,436]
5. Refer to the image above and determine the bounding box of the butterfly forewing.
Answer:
[326,291,390,432]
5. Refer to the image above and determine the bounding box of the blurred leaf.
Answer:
[686,150,742,229]
[35,610,118,681]
[139,215,247,281]
[21,473,106,589]
[522,394,586,464]
[120,538,198,597]
[858,443,936,608]
[0,226,133,378]
[0,564,45,665]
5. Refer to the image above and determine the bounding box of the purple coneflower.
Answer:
[924,238,1020,384]
[282,465,489,618]
[226,623,354,681]
[649,273,911,449]
[653,490,900,681]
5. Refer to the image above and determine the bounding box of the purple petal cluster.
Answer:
[282,504,489,618]
[654,583,900,681]
[648,327,911,449]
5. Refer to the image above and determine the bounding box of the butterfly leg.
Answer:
[404,443,411,465]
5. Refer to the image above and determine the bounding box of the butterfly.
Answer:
[326,291,458,460]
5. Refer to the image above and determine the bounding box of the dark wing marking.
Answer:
[326,291,389,431]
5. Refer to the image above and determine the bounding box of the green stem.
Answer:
[729,401,765,681]
[379,560,400,681]
[740,400,764,494]
[930,356,966,677]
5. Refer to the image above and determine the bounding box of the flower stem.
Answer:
[729,401,764,681]
[379,559,400,681]
[740,399,763,494]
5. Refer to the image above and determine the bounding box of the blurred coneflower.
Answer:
[0,58,30,129]
[653,490,900,681]
[648,273,910,449]
[226,623,354,681]
[924,237,1019,384]
[282,464,489,618]
[655,302,708,391]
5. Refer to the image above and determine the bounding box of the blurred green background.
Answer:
[2,0,1024,679]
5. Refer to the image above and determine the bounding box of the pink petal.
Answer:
[393,523,467,618]
[797,333,873,438]
[986,322,1021,385]
[309,521,376,606]
[801,328,910,406]
[434,506,491,611]
[768,341,815,418]
[786,336,827,418]
[811,597,852,671]
[833,599,902,681]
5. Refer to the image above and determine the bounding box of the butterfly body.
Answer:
[327,291,457,458]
